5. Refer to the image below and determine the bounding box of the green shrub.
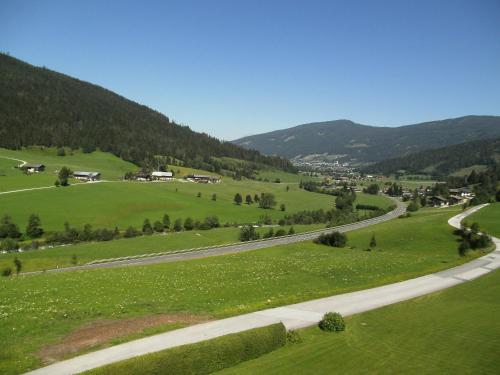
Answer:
[239,225,260,242]
[274,229,287,237]
[319,312,346,332]
[2,267,12,277]
[286,330,302,344]
[314,232,347,247]
[88,323,286,375]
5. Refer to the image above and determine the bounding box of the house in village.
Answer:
[428,196,449,207]
[449,187,473,198]
[73,171,101,182]
[22,163,45,173]
[152,171,173,181]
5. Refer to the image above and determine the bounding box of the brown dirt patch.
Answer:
[37,313,212,364]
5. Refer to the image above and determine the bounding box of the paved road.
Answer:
[23,197,406,276]
[25,204,500,375]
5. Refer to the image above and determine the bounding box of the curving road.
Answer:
[25,204,500,375]
[22,197,406,276]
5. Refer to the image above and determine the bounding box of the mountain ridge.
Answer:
[232,115,500,163]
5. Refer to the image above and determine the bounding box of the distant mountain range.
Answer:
[0,54,294,172]
[232,116,500,164]
[365,137,500,176]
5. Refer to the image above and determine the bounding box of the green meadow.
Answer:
[222,268,500,375]
[0,179,335,231]
[0,224,324,273]
[0,147,138,191]
[0,206,486,374]
[0,172,390,234]
[467,203,500,237]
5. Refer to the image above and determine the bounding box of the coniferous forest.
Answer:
[0,53,295,172]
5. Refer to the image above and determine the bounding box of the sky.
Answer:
[1,0,499,140]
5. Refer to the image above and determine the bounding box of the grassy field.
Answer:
[221,268,500,375]
[0,206,486,374]
[0,179,337,232]
[0,147,138,191]
[467,203,500,237]
[0,224,324,273]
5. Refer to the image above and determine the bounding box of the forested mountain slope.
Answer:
[232,117,500,163]
[0,54,294,172]
[365,138,500,176]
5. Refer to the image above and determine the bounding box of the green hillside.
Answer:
[0,53,293,173]
[366,138,500,176]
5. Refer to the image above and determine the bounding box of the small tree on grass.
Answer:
[239,225,260,242]
[370,234,377,248]
[318,312,345,332]
[173,218,183,232]
[0,215,21,239]
[274,229,287,237]
[407,201,420,212]
[197,192,201,198]
[153,221,164,233]
[71,254,78,265]
[212,193,217,201]
[234,193,243,205]
[142,219,153,235]
[13,257,22,275]
[470,222,479,234]
[363,183,380,195]
[254,194,260,203]
[288,226,295,235]
[280,203,286,211]
[26,214,43,238]
[259,193,277,209]
[245,194,253,205]
[184,217,194,231]
[58,166,72,186]
[56,147,66,156]
[124,226,140,238]
[162,214,171,230]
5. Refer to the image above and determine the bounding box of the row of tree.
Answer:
[233,192,279,209]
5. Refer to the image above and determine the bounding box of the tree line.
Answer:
[0,212,225,251]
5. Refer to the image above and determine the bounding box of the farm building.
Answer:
[73,171,101,181]
[428,196,449,207]
[152,171,173,180]
[186,174,221,183]
[22,163,45,173]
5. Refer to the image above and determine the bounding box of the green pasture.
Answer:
[222,268,500,375]
[467,203,500,237]
[0,179,336,231]
[0,147,138,191]
[0,205,486,374]
[0,224,324,273]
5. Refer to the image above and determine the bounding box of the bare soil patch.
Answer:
[38,313,211,363]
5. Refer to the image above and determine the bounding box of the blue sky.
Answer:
[1,0,499,140]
